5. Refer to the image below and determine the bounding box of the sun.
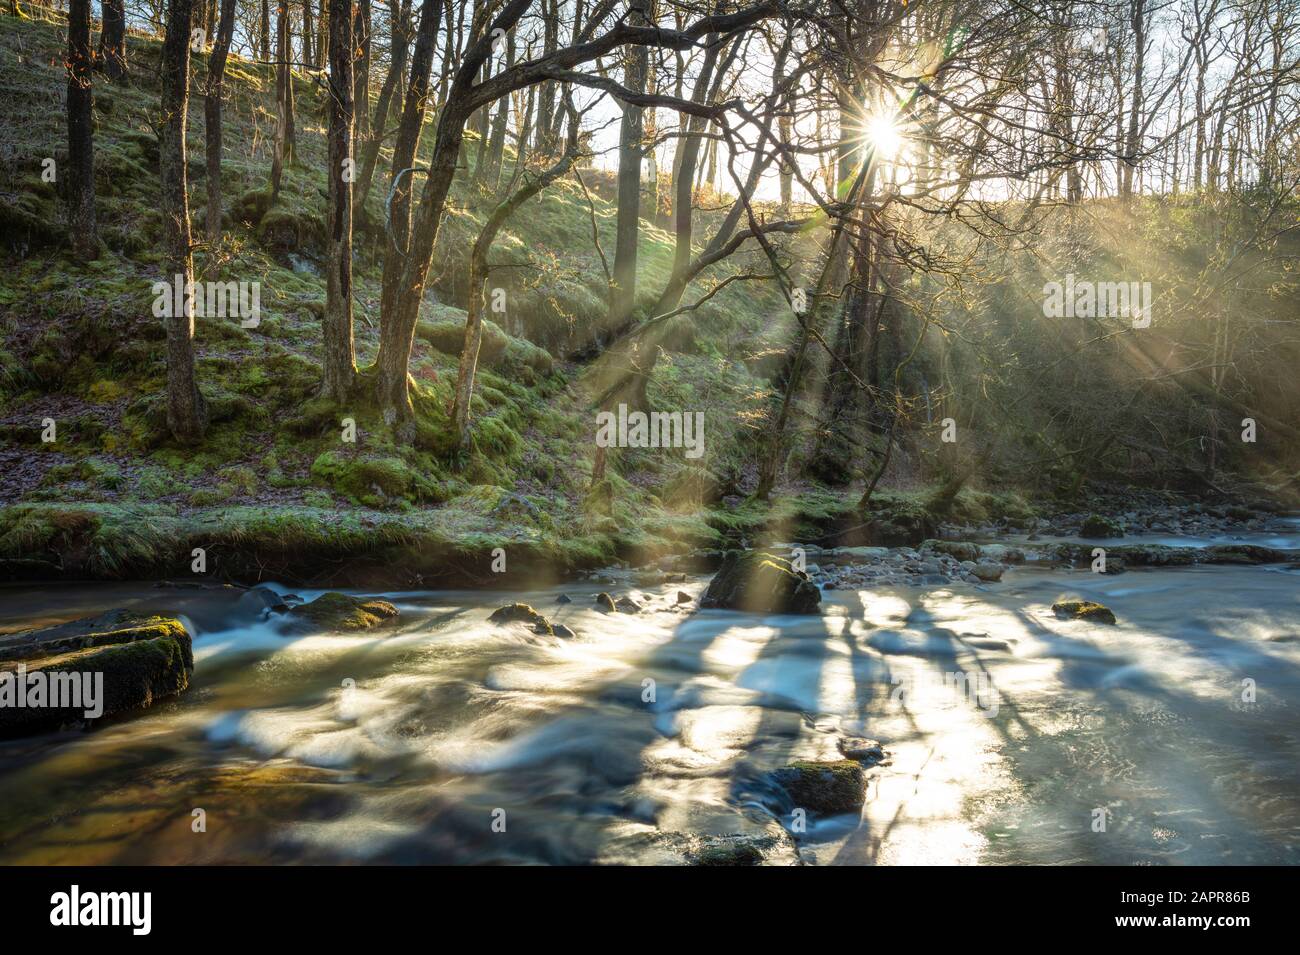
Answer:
[865,114,904,161]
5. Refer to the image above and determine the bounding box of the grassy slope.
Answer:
[6,16,1002,584]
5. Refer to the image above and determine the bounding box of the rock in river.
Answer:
[770,759,867,815]
[0,610,193,738]
[290,592,400,631]
[700,551,821,614]
[1052,599,1117,625]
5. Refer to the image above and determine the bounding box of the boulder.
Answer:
[289,593,400,631]
[971,562,1004,582]
[1080,514,1124,538]
[0,610,193,738]
[488,602,549,627]
[770,760,867,815]
[700,551,822,615]
[924,540,981,562]
[676,591,693,604]
[615,596,643,614]
[1052,599,1117,625]
[594,592,617,612]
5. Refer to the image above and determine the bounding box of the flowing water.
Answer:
[2,529,1298,865]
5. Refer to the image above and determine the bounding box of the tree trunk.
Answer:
[98,0,128,80]
[66,0,97,260]
[376,0,441,319]
[260,0,271,59]
[205,0,237,245]
[270,1,290,199]
[452,108,581,447]
[300,0,313,69]
[323,0,357,400]
[353,0,372,148]
[354,0,412,210]
[607,0,650,325]
[481,27,515,193]
[161,0,209,443]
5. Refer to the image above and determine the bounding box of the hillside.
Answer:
[1,13,1296,587]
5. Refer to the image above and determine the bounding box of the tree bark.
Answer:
[353,0,372,148]
[205,0,237,244]
[607,0,651,325]
[270,1,291,199]
[97,0,128,80]
[354,0,412,210]
[66,0,97,260]
[376,0,442,323]
[161,0,209,443]
[323,0,357,400]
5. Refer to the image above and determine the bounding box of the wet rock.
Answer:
[836,737,885,764]
[978,544,1025,564]
[770,759,867,815]
[1052,599,1117,625]
[1080,514,1124,538]
[700,551,822,615]
[291,593,401,632]
[552,624,576,638]
[0,610,193,739]
[531,618,556,636]
[924,540,981,562]
[972,562,1004,582]
[488,602,548,626]
[676,591,692,604]
[595,593,617,612]
[615,596,643,614]
[555,594,572,605]
[1202,544,1291,564]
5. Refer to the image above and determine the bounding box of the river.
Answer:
[2,528,1298,865]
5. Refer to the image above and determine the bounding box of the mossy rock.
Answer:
[1051,599,1117,625]
[487,602,552,634]
[0,609,192,738]
[770,760,867,816]
[923,539,981,562]
[288,593,400,631]
[1080,514,1124,538]
[700,551,821,614]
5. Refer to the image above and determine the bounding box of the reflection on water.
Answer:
[1,547,1298,865]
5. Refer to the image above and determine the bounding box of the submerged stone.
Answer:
[1052,599,1117,625]
[700,551,822,615]
[290,592,400,631]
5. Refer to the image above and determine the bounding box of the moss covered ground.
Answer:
[0,16,1042,585]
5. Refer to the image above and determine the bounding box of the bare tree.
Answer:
[66,0,97,260]
[160,0,209,442]
[205,0,238,244]
[323,0,358,400]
